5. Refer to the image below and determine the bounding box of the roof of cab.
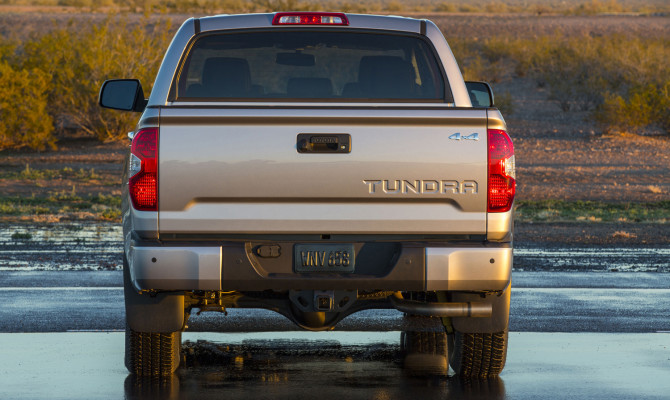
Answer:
[196,12,423,34]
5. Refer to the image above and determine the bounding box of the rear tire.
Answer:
[125,328,182,376]
[449,330,508,378]
[402,330,448,376]
[405,330,447,355]
[123,255,182,376]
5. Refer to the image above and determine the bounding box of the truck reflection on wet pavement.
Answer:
[124,334,505,400]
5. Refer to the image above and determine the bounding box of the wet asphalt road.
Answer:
[0,223,669,399]
[0,223,668,333]
[0,331,669,400]
[1,270,669,333]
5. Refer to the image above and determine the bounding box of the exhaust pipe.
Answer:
[389,293,492,318]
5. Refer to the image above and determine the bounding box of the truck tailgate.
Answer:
[158,107,488,235]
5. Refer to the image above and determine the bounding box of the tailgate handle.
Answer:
[297,134,351,153]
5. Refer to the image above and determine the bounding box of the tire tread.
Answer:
[450,330,508,378]
[126,329,181,376]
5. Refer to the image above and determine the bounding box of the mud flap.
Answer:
[450,283,510,333]
[124,255,185,333]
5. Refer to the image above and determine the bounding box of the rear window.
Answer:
[175,30,446,102]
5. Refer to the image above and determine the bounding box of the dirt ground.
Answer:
[0,140,125,199]
[515,221,669,246]
[498,77,670,203]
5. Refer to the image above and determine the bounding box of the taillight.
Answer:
[129,128,158,211]
[488,129,515,213]
[272,12,349,25]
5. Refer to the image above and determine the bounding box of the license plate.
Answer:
[294,244,355,273]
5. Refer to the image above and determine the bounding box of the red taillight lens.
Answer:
[129,128,158,211]
[133,132,157,158]
[272,12,349,25]
[488,129,515,213]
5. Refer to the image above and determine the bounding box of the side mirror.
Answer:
[99,79,147,112]
[465,81,494,108]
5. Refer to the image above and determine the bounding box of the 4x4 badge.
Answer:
[449,133,479,141]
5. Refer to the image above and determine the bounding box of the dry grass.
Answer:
[611,230,638,238]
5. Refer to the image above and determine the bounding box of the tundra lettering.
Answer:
[363,179,479,194]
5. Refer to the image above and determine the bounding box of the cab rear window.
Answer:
[175,30,446,101]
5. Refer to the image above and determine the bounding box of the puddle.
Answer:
[514,247,670,272]
[0,223,121,245]
[0,223,122,271]
[0,223,668,272]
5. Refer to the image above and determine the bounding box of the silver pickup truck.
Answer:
[99,12,515,378]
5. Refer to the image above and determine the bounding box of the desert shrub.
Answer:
[0,39,16,61]
[336,2,374,12]
[433,2,456,12]
[0,62,55,150]
[250,0,318,12]
[57,0,93,6]
[494,91,514,115]
[459,55,513,84]
[19,16,173,142]
[595,82,670,134]
[158,0,252,13]
[566,0,624,15]
[457,4,481,12]
[384,1,403,12]
[537,45,608,111]
[1,9,667,151]
[449,39,515,84]
[484,1,509,13]
[515,35,613,111]
[514,34,669,133]
[449,31,669,134]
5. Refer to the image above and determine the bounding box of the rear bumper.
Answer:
[129,241,511,293]
[425,247,511,291]
[129,245,222,291]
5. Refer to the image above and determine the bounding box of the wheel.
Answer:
[125,327,182,376]
[448,330,508,378]
[405,330,447,355]
[402,330,448,376]
[123,255,182,376]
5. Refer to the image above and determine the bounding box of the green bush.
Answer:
[539,45,608,112]
[596,82,670,134]
[1,11,668,151]
[566,0,624,15]
[452,32,670,134]
[0,62,55,150]
[20,16,173,142]
[449,39,508,83]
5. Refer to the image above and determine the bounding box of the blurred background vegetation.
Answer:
[2,0,669,14]
[452,33,670,133]
[0,0,668,150]
[0,17,173,150]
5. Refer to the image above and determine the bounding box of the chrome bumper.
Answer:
[130,246,222,291]
[129,244,511,292]
[425,247,512,291]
